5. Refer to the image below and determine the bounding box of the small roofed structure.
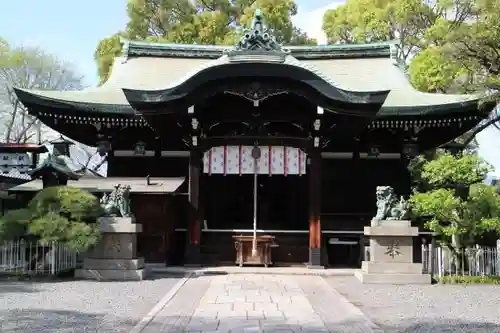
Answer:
[29,136,83,188]
[49,135,75,157]
[10,10,499,267]
[0,143,47,189]
[9,176,185,193]
[29,154,81,188]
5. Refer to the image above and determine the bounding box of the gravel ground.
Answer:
[0,274,180,333]
[325,276,500,333]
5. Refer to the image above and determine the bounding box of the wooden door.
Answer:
[132,194,176,263]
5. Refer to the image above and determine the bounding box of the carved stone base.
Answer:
[356,219,430,284]
[75,216,148,281]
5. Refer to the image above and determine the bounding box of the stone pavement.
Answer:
[139,274,380,333]
[147,264,356,277]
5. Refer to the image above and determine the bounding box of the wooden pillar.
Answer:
[308,148,322,267]
[185,148,202,266]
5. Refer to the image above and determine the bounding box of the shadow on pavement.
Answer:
[137,316,380,333]
[379,320,500,333]
[139,316,500,333]
[0,309,136,333]
[4,310,499,332]
[0,281,39,294]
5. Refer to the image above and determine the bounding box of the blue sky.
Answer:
[0,0,337,87]
[0,0,498,173]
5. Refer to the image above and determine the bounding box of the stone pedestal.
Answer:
[355,219,431,284]
[75,217,147,281]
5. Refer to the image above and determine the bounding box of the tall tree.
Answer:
[95,0,316,84]
[409,153,500,250]
[322,0,475,62]
[322,0,500,148]
[0,40,84,143]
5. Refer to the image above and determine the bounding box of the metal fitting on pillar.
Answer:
[314,137,320,148]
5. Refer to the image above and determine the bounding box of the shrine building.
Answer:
[11,14,495,268]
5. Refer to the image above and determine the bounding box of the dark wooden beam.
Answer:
[200,136,311,152]
[308,148,322,268]
[185,148,202,266]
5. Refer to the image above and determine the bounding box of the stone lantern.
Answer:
[49,136,74,157]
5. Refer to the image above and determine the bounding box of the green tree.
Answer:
[322,0,476,71]
[322,0,445,60]
[0,39,85,142]
[409,153,500,250]
[95,0,316,84]
[408,45,463,93]
[322,0,500,149]
[0,186,102,252]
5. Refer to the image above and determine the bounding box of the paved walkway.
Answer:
[147,265,356,277]
[139,274,380,333]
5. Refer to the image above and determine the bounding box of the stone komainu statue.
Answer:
[100,184,133,218]
[374,186,408,221]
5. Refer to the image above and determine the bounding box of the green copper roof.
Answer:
[121,9,392,60]
[13,17,483,118]
[15,50,481,116]
[122,40,392,60]
[29,154,81,180]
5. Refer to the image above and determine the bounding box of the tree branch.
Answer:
[463,113,500,146]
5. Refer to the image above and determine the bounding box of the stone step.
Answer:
[361,261,423,274]
[83,258,144,270]
[75,268,147,281]
[355,270,431,284]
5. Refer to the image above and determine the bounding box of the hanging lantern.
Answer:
[314,137,320,147]
[367,145,380,157]
[402,142,419,158]
[96,140,112,156]
[49,136,74,157]
[191,118,199,130]
[251,146,261,159]
[313,119,321,131]
[133,141,146,155]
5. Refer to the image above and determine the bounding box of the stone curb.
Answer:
[319,277,386,333]
[151,268,356,277]
[129,272,193,333]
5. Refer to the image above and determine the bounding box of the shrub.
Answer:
[437,275,500,284]
[0,186,102,252]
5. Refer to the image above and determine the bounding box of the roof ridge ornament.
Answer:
[226,8,289,62]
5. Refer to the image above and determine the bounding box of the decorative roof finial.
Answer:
[232,8,288,53]
[253,8,263,32]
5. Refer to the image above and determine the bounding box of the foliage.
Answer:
[0,186,102,251]
[322,0,446,60]
[94,34,124,86]
[0,208,33,241]
[322,0,500,144]
[421,153,490,187]
[409,46,463,93]
[321,0,496,93]
[437,275,500,284]
[95,0,316,83]
[0,39,85,143]
[409,153,500,248]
